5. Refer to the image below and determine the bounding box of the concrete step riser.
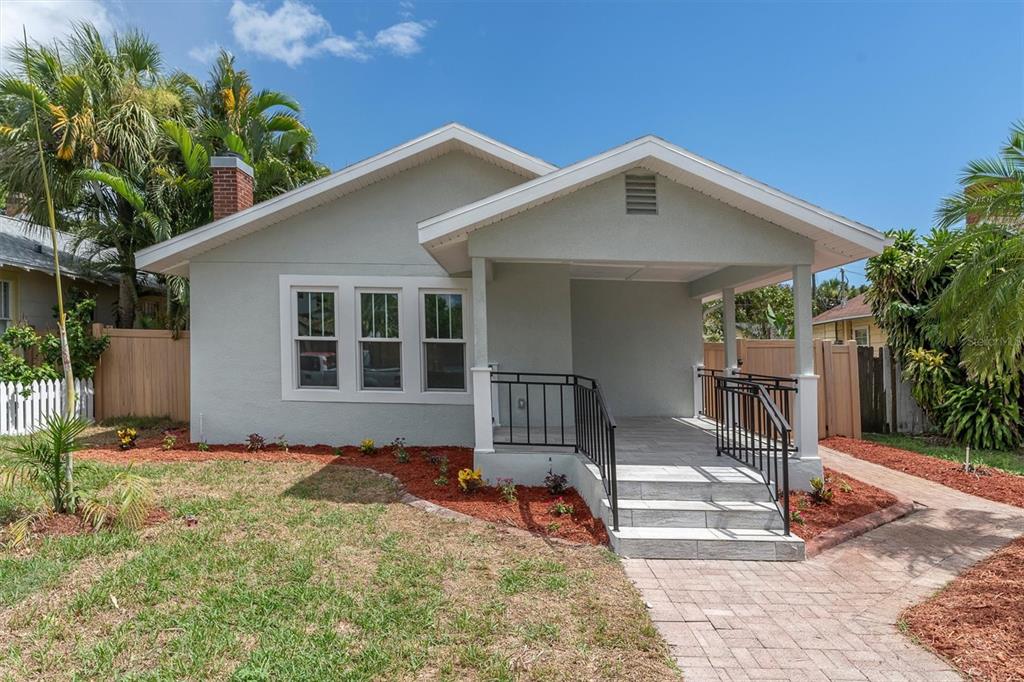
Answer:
[610,536,804,561]
[608,507,785,530]
[616,480,774,502]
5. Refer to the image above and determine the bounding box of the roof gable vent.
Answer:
[625,174,657,215]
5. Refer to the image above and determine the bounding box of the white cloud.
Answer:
[226,0,432,67]
[0,0,114,69]
[188,42,225,64]
[373,20,431,57]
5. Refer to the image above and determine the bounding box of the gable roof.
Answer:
[135,124,556,276]
[417,136,889,272]
[812,292,873,324]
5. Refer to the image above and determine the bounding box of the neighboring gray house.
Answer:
[137,125,888,560]
[0,214,121,331]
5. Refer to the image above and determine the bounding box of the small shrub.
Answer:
[331,447,343,456]
[433,474,449,487]
[196,441,210,452]
[117,427,138,451]
[544,470,568,496]
[836,478,853,494]
[790,509,805,525]
[545,522,561,534]
[274,435,289,453]
[161,433,177,451]
[457,468,484,493]
[809,476,835,505]
[431,455,449,475]
[941,382,1022,450]
[797,496,809,510]
[496,478,517,503]
[391,437,409,463]
[359,438,376,455]
[245,433,266,452]
[549,498,574,516]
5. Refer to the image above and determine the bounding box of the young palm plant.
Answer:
[0,414,154,547]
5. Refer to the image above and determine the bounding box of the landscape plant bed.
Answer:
[75,430,608,545]
[16,507,172,543]
[823,436,1024,509]
[787,467,899,541]
[902,535,1024,681]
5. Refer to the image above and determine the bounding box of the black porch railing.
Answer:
[712,376,792,535]
[490,372,619,531]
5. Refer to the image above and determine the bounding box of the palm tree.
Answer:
[182,50,328,202]
[928,121,1024,379]
[0,24,187,327]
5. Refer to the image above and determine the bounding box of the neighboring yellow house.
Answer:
[812,293,886,348]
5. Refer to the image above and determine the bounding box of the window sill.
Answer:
[281,387,473,405]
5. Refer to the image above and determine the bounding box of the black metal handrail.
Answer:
[713,376,792,535]
[490,371,619,531]
[734,371,797,439]
[696,367,723,419]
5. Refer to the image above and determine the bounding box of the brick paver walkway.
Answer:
[624,445,1024,681]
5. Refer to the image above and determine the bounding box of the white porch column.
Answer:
[692,363,704,418]
[791,264,822,489]
[471,257,494,453]
[722,287,738,375]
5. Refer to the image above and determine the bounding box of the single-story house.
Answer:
[0,213,122,331]
[812,292,886,348]
[137,125,888,559]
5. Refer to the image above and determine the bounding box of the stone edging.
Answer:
[805,499,918,558]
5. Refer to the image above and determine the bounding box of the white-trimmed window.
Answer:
[294,289,338,388]
[359,290,402,390]
[0,280,11,333]
[853,326,869,346]
[422,291,466,391]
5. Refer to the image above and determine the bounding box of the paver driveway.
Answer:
[624,445,1024,681]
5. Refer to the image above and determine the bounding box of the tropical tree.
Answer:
[0,24,188,327]
[813,277,868,316]
[926,120,1024,380]
[703,284,795,340]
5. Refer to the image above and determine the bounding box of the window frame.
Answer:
[356,288,403,391]
[292,287,340,390]
[0,280,11,320]
[420,289,467,393]
[853,325,870,346]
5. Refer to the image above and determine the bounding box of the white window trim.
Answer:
[357,288,403,392]
[279,275,472,405]
[292,287,339,390]
[853,325,870,346]
[420,289,467,393]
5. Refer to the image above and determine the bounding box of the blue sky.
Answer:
[4,1,1023,285]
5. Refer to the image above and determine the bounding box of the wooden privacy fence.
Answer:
[91,324,190,422]
[703,339,862,439]
[0,379,95,435]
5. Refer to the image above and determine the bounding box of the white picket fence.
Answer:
[0,379,95,436]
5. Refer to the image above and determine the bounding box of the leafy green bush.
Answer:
[941,383,1022,450]
[0,298,108,385]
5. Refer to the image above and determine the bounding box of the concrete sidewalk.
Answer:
[625,445,1024,681]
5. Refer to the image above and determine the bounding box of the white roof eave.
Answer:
[417,136,888,259]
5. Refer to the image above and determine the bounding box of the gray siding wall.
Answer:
[571,280,702,417]
[1,266,118,328]
[468,171,815,266]
[189,151,527,444]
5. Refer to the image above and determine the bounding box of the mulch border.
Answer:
[804,498,917,557]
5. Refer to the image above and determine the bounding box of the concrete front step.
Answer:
[610,464,774,502]
[604,498,785,530]
[610,526,805,561]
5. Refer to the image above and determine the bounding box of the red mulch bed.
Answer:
[903,536,1024,681]
[77,431,608,546]
[29,507,171,539]
[787,467,898,541]
[823,436,1024,509]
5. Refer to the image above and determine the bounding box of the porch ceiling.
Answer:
[567,261,720,282]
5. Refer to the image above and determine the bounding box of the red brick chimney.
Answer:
[211,154,254,220]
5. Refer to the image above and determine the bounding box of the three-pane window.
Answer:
[359,291,402,390]
[422,292,466,391]
[295,290,337,388]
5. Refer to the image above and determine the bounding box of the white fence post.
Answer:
[0,378,94,436]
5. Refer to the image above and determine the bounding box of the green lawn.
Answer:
[863,432,1024,476]
[0,456,676,681]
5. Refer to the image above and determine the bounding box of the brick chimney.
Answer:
[211,154,254,220]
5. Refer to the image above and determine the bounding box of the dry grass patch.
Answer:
[0,460,676,681]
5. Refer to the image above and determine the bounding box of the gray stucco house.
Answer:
[137,124,888,559]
